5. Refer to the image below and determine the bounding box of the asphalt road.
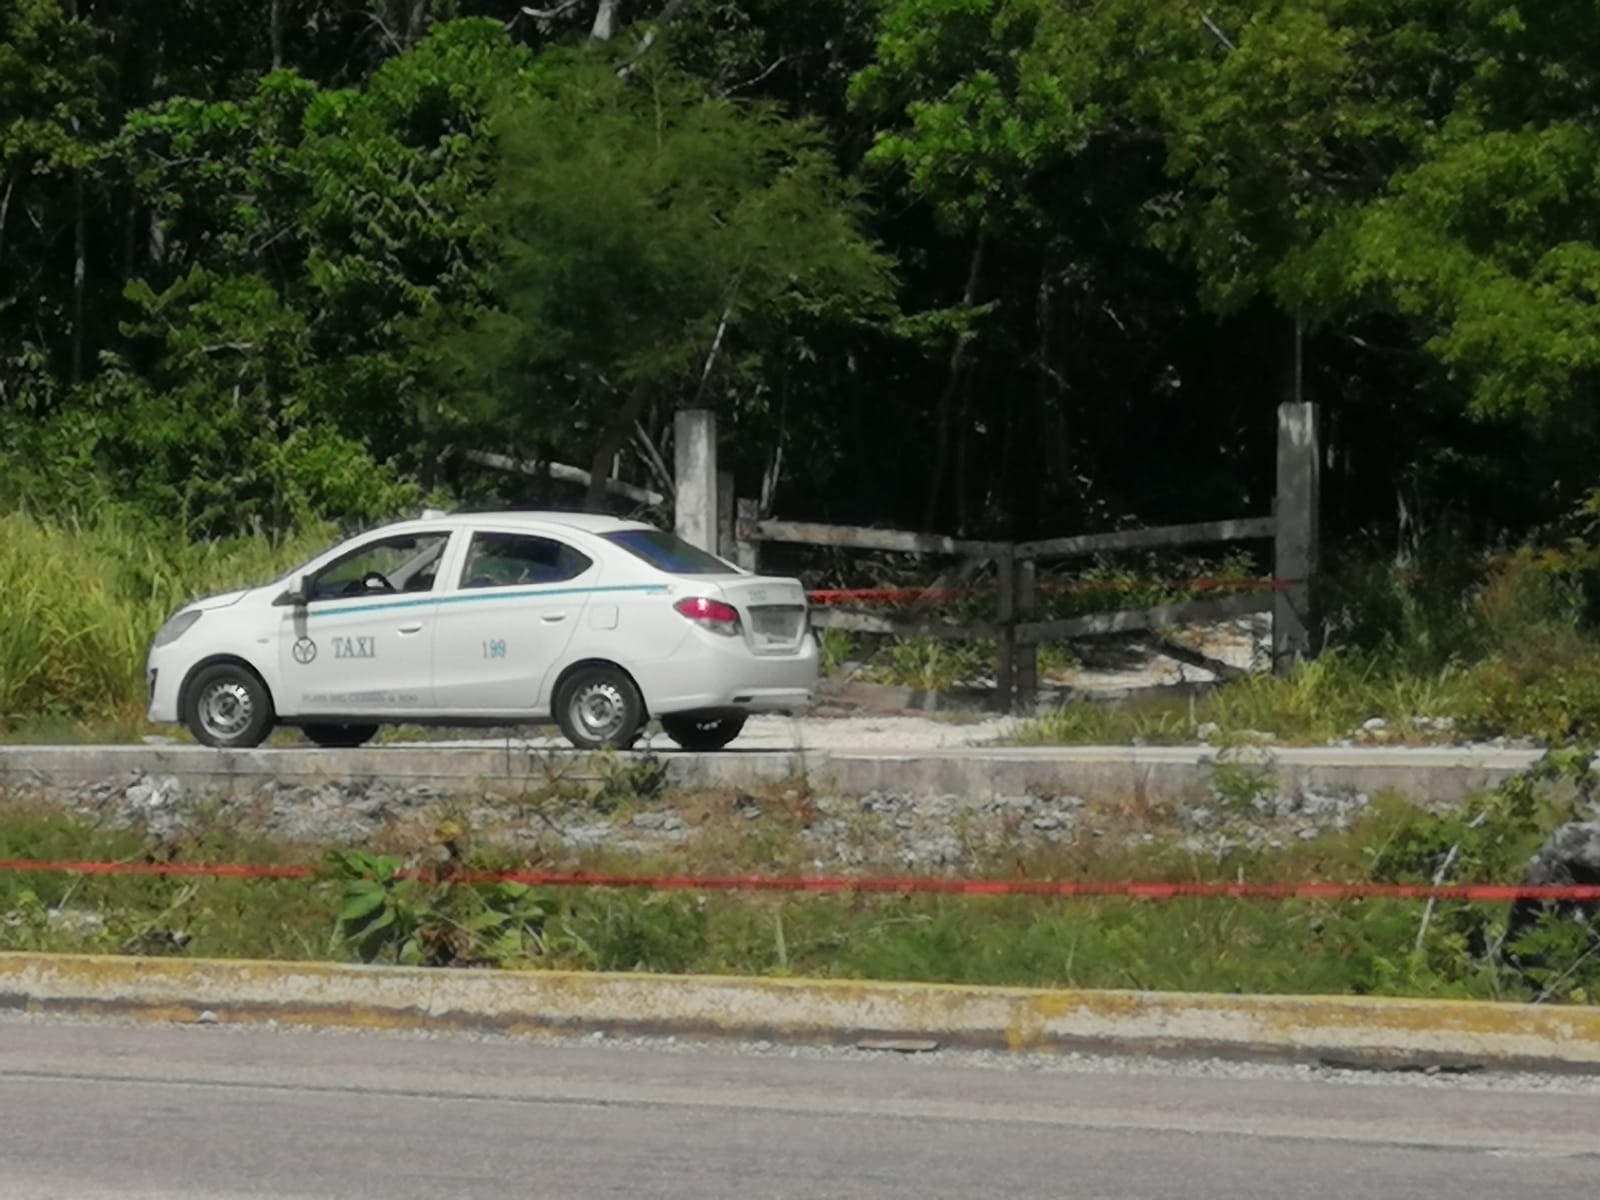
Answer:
[2,1017,1596,1200]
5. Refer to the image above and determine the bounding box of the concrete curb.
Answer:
[4,952,1599,1073]
[0,743,1555,803]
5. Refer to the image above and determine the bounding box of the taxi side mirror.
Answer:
[276,576,311,607]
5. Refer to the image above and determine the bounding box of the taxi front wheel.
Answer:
[185,663,275,749]
[555,665,644,750]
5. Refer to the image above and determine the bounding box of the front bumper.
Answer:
[145,654,184,724]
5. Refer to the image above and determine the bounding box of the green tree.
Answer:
[0,0,109,402]
[440,51,894,506]
[15,21,530,530]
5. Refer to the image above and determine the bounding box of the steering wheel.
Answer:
[358,570,396,594]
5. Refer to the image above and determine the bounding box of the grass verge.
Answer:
[3,759,1596,1003]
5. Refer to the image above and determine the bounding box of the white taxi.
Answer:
[145,511,817,751]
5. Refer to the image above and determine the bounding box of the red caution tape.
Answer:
[2,859,1599,903]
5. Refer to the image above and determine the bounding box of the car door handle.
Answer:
[540,614,567,624]
[397,622,424,634]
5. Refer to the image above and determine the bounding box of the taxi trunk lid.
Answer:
[714,577,809,655]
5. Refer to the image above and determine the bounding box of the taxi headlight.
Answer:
[152,609,203,648]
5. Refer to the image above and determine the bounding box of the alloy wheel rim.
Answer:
[574,682,627,739]
[199,680,253,740]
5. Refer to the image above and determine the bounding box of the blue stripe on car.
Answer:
[307,582,669,619]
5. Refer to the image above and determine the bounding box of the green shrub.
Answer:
[870,635,990,692]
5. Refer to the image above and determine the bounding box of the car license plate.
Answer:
[750,605,804,644]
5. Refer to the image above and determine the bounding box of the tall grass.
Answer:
[0,510,331,729]
[1023,547,1600,746]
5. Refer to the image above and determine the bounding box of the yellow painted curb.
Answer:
[3,952,1599,1071]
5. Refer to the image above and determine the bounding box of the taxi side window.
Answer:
[310,533,450,601]
[460,533,592,589]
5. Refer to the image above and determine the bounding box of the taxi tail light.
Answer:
[674,596,741,636]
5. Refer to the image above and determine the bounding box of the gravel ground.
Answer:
[10,762,1388,869]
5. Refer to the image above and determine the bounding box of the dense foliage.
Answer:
[4,1,1599,546]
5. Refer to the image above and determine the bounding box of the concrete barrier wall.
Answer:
[0,743,1552,804]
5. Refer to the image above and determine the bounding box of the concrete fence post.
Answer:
[1273,400,1320,673]
[674,408,718,553]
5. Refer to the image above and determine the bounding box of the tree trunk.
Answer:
[148,211,167,266]
[122,192,137,281]
[407,0,429,46]
[0,177,13,274]
[693,305,733,405]
[586,383,652,508]
[761,380,787,516]
[923,235,985,531]
[624,0,696,67]
[270,0,284,68]
[71,170,86,386]
[590,0,619,41]
[67,0,86,385]
[954,375,970,535]
[1023,261,1052,540]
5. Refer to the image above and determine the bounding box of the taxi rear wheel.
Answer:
[185,663,275,749]
[554,665,644,750]
[302,723,379,749]
[659,713,747,751]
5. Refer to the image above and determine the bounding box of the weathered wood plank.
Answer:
[1015,592,1273,645]
[463,449,665,507]
[1014,516,1275,560]
[809,608,1002,642]
[995,547,1016,710]
[1016,556,1039,705]
[750,519,1006,558]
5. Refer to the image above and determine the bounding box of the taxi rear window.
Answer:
[604,530,736,575]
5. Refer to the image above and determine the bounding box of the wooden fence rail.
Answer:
[712,402,1319,712]
[1013,516,1278,560]
[730,506,1280,710]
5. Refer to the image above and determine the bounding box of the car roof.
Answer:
[401,510,656,535]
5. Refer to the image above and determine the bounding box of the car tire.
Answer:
[554,664,645,750]
[185,663,275,749]
[302,723,379,749]
[659,713,747,751]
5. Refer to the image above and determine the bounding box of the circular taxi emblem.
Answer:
[292,637,318,665]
